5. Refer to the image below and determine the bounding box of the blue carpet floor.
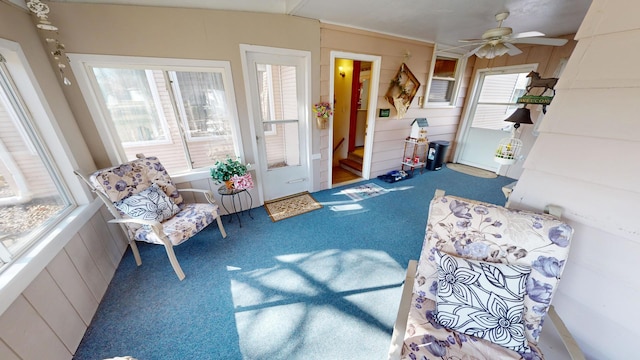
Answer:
[73,167,514,360]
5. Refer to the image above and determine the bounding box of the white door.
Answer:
[243,48,311,201]
[456,65,535,171]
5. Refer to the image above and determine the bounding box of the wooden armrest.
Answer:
[388,260,417,360]
[547,305,585,360]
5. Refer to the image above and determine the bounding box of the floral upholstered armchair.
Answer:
[389,190,584,360]
[75,155,226,280]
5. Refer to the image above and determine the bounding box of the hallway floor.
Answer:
[332,166,359,185]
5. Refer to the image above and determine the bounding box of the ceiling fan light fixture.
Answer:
[476,43,510,59]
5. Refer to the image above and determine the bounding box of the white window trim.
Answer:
[68,54,244,171]
[0,38,94,315]
[424,46,468,108]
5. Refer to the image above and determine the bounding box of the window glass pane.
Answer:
[428,79,454,102]
[89,62,241,174]
[0,65,71,266]
[429,57,459,103]
[255,64,300,169]
[172,71,236,169]
[92,68,167,144]
[264,122,300,169]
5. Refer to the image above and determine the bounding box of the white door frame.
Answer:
[240,44,312,204]
[453,63,537,165]
[328,51,381,188]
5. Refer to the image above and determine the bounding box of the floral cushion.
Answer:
[402,294,543,360]
[413,195,572,345]
[114,183,180,223]
[434,250,531,353]
[133,203,219,246]
[89,156,183,205]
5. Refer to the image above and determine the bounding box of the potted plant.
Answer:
[210,156,252,189]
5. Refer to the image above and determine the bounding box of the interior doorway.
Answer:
[329,52,381,187]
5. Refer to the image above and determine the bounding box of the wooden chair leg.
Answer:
[216,216,227,238]
[129,240,142,266]
[163,244,185,281]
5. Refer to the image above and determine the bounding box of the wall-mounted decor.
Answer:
[385,63,420,119]
[312,102,333,129]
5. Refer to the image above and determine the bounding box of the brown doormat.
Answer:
[264,192,322,222]
[446,163,498,178]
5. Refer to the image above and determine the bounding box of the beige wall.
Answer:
[510,0,640,358]
[47,3,321,184]
[320,24,471,187]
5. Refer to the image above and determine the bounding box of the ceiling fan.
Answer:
[459,12,569,59]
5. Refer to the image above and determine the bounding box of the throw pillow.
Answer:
[114,183,180,222]
[434,250,531,353]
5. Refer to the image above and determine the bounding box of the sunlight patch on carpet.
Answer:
[340,183,388,201]
[264,192,322,222]
[446,163,497,178]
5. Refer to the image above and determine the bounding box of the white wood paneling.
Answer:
[0,204,124,360]
[46,250,98,325]
[64,234,109,302]
[0,340,19,360]
[22,270,86,352]
[509,1,640,357]
[90,214,121,268]
[523,133,640,193]
[540,88,640,141]
[576,0,640,39]
[511,171,638,242]
[78,220,117,282]
[99,206,128,255]
[0,296,71,360]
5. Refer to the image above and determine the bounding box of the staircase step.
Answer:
[348,152,363,164]
[339,158,363,176]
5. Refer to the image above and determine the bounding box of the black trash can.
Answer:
[426,140,450,171]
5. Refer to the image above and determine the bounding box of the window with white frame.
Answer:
[0,48,73,272]
[427,52,466,106]
[72,55,243,174]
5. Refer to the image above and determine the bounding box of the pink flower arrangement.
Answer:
[313,102,333,118]
[231,173,254,190]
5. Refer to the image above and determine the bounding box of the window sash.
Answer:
[0,56,73,271]
[427,53,466,106]
[72,55,243,175]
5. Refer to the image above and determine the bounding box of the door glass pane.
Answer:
[92,68,168,144]
[477,73,528,103]
[472,72,530,129]
[255,64,300,169]
[171,71,236,168]
[471,104,517,130]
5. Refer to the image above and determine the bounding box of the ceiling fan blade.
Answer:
[511,37,569,46]
[459,38,484,43]
[438,41,485,54]
[462,45,485,59]
[511,31,545,39]
[504,43,523,56]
